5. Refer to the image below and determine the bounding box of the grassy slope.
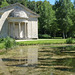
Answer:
[16,39,67,45]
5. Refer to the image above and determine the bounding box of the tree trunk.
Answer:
[63,31,65,39]
[66,33,67,38]
[53,32,56,38]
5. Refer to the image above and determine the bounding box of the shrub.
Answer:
[0,38,4,43]
[39,34,51,39]
[72,34,75,38]
[42,34,51,39]
[4,37,16,49]
[38,34,42,38]
[53,37,62,39]
[66,37,73,44]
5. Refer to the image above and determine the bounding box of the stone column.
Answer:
[26,23,28,38]
[8,22,10,36]
[19,22,21,39]
[13,22,15,38]
[25,22,26,38]
[25,22,28,39]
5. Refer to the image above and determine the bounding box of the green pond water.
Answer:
[0,45,75,75]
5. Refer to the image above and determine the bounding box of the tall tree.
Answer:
[55,0,73,38]
[39,0,55,35]
[69,0,75,37]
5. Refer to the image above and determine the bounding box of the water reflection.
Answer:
[28,46,38,66]
[0,45,75,75]
[0,58,10,75]
[2,46,38,67]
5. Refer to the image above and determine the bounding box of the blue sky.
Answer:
[31,0,74,5]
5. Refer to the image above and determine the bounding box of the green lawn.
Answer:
[1,39,75,49]
[17,39,67,45]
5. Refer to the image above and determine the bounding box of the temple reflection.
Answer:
[19,46,38,66]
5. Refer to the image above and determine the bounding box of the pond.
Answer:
[0,45,75,75]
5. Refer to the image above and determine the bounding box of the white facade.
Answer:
[0,3,39,39]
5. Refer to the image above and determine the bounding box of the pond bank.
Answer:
[16,39,67,46]
[1,39,75,50]
[0,44,75,55]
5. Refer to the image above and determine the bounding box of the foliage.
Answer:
[0,38,4,43]
[1,0,9,8]
[53,37,62,39]
[66,37,73,44]
[39,34,51,39]
[4,37,16,49]
[38,0,55,35]
[27,1,37,12]
[54,0,73,38]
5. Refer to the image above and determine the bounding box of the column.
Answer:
[26,23,28,38]
[25,23,28,39]
[23,22,25,38]
[13,22,15,38]
[25,22,26,38]
[8,22,10,36]
[19,22,21,39]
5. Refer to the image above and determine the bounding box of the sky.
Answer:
[31,0,74,5]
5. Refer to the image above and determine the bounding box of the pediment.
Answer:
[9,6,29,18]
[0,3,40,18]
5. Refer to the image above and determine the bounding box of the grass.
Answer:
[16,39,67,46]
[0,39,75,50]
[0,43,5,49]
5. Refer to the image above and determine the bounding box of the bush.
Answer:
[0,38,4,43]
[53,37,62,39]
[72,34,75,38]
[39,34,51,39]
[66,37,73,44]
[38,34,42,38]
[4,37,16,49]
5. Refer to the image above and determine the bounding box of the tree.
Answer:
[1,0,9,8]
[0,0,3,6]
[55,0,73,38]
[7,0,28,7]
[36,1,43,13]
[39,0,55,35]
[27,1,36,12]
[69,0,75,37]
[20,0,28,7]
[74,0,75,8]
[6,0,18,4]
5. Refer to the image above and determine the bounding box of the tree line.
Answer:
[0,0,75,39]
